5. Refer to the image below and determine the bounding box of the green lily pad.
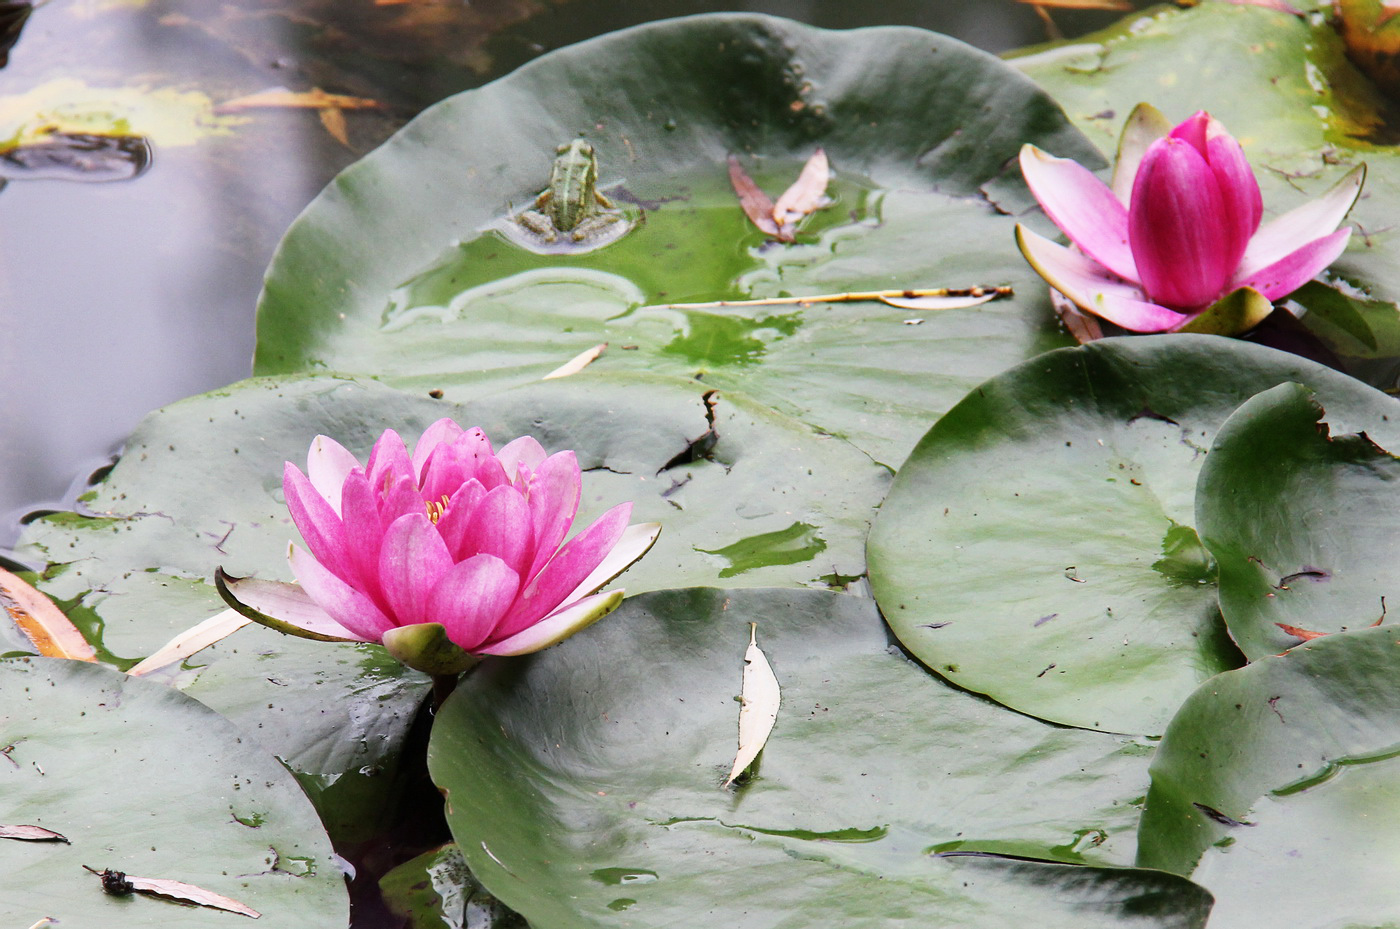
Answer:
[1138,625,1400,927]
[866,335,1400,735]
[0,656,346,926]
[428,586,1213,929]
[254,13,1103,466]
[1195,381,1400,659]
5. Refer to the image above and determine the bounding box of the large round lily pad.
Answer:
[0,657,347,926]
[866,335,1400,735]
[1195,382,1400,659]
[1138,625,1400,928]
[254,13,1102,466]
[428,586,1213,929]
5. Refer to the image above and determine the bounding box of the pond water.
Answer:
[0,0,1153,556]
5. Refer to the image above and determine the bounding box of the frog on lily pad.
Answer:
[504,139,634,253]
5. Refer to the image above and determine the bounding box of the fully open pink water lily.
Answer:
[1015,103,1365,334]
[218,419,660,674]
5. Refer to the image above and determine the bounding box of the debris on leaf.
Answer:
[1276,622,1328,642]
[0,567,96,661]
[727,149,830,242]
[726,156,781,238]
[724,622,780,788]
[659,285,1013,311]
[543,342,607,380]
[83,866,261,918]
[0,824,68,843]
[127,608,252,677]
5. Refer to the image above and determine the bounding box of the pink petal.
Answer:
[283,462,352,581]
[1016,226,1192,333]
[306,436,361,516]
[411,418,465,481]
[562,522,661,604]
[435,480,488,558]
[1020,145,1139,282]
[497,435,548,479]
[378,513,453,628]
[1204,125,1262,269]
[1168,111,1210,156]
[493,503,632,640]
[455,484,533,577]
[420,431,492,505]
[1129,137,1234,309]
[425,554,521,651]
[288,542,393,641]
[1233,227,1352,301]
[1236,165,1364,280]
[478,589,624,656]
[378,473,427,534]
[366,429,413,496]
[338,471,389,609]
[522,451,582,579]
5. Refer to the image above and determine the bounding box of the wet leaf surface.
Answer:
[0,657,346,926]
[428,587,1207,928]
[868,336,1400,734]
[1139,625,1400,927]
[252,13,1102,467]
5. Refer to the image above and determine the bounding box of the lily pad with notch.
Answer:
[867,335,1400,735]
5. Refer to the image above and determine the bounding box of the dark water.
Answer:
[0,0,1152,555]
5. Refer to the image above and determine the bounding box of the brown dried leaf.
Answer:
[0,567,96,661]
[771,148,830,229]
[726,155,784,240]
[1276,622,1328,641]
[214,88,381,115]
[0,824,69,843]
[86,867,261,918]
[317,106,350,147]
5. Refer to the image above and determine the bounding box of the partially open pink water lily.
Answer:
[218,419,660,675]
[1016,103,1365,335]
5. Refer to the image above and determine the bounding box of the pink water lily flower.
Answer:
[1016,103,1364,334]
[220,418,659,673]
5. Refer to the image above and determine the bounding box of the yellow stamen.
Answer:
[425,494,451,524]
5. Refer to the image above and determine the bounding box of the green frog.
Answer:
[514,140,627,244]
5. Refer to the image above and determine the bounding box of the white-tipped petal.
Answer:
[478,589,625,656]
[1235,164,1365,280]
[1112,102,1172,206]
[563,522,662,603]
[307,435,361,516]
[1016,225,1191,333]
[1020,144,1138,282]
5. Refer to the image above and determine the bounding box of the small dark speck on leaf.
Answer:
[428,389,444,399]
[920,622,951,630]
[1192,802,1253,828]
[1034,613,1058,627]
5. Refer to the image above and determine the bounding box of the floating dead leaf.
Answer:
[317,106,350,147]
[726,155,782,239]
[127,608,252,677]
[213,88,382,115]
[1016,0,1132,8]
[0,567,96,661]
[84,866,260,918]
[542,342,607,380]
[771,148,830,230]
[724,623,780,788]
[1276,622,1328,642]
[1,824,69,843]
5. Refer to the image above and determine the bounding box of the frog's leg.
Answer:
[516,209,559,241]
[568,212,626,242]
